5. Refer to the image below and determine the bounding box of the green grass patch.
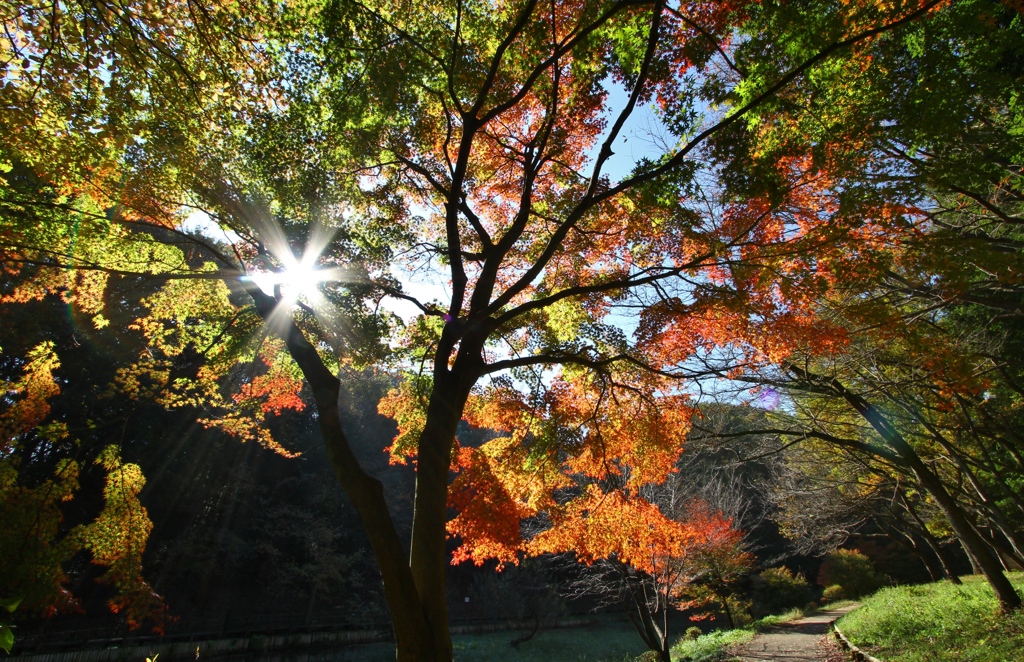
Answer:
[671,627,755,662]
[836,572,1024,662]
[749,607,804,632]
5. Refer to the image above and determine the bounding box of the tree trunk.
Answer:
[408,405,457,661]
[659,590,671,662]
[932,540,964,585]
[880,517,941,582]
[899,490,962,585]
[971,523,1024,572]
[408,337,484,661]
[883,448,1019,610]
[858,423,1017,607]
[622,573,670,661]
[247,288,435,659]
[848,403,1020,609]
[924,428,1024,562]
[720,597,735,629]
[965,541,985,575]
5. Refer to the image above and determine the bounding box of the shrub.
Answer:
[724,596,753,628]
[822,584,846,603]
[751,567,811,616]
[684,626,703,641]
[818,550,884,599]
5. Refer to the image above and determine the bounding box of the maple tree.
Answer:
[0,0,965,657]
[551,495,750,661]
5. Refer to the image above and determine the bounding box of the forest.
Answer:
[1,0,1023,659]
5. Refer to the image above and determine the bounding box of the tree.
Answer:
[550,496,750,662]
[0,0,957,658]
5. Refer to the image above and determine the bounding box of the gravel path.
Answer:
[728,605,860,661]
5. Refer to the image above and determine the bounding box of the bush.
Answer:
[751,567,811,616]
[822,584,846,603]
[818,549,883,599]
[684,626,703,641]
[723,596,752,628]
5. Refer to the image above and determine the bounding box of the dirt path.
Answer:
[728,605,860,661]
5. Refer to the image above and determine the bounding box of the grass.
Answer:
[836,572,1024,662]
[671,627,756,662]
[749,607,807,632]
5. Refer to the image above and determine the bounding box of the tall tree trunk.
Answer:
[788,366,1022,612]
[917,541,944,582]
[854,410,1019,609]
[248,288,434,659]
[932,540,964,585]
[659,589,671,662]
[409,337,483,661]
[879,517,941,582]
[971,523,1024,572]
[409,406,458,660]
[883,442,1018,607]
[965,542,985,575]
[720,596,735,629]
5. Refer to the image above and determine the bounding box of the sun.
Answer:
[278,263,325,301]
[244,262,329,305]
[238,223,347,313]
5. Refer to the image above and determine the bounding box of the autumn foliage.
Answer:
[0,343,168,629]
[5,0,1018,655]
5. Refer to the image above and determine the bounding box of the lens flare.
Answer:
[243,263,330,302]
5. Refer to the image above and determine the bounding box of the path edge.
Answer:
[831,622,884,662]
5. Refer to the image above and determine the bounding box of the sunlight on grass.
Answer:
[671,627,755,662]
[837,572,1024,662]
